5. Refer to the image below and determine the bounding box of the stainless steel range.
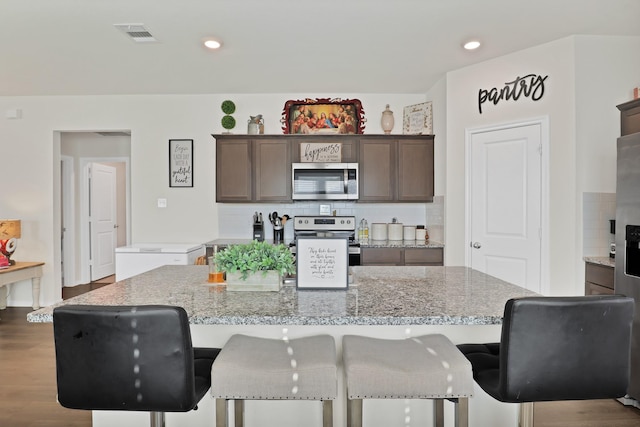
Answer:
[289,215,360,265]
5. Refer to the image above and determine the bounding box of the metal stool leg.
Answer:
[347,398,362,427]
[455,398,469,427]
[322,400,333,427]
[234,400,244,427]
[216,399,229,427]
[150,411,165,427]
[434,399,444,427]
[519,402,534,427]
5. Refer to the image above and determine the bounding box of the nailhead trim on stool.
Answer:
[211,334,337,427]
[342,334,473,427]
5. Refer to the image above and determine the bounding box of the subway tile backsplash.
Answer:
[582,192,616,257]
[217,196,445,243]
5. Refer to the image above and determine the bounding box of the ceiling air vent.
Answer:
[113,24,158,43]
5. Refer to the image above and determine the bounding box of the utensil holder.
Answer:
[273,228,284,243]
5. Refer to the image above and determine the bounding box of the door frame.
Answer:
[61,155,75,286]
[79,157,131,284]
[464,117,551,295]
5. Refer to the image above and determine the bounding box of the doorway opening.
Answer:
[59,131,131,287]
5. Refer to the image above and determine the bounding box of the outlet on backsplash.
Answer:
[582,192,616,257]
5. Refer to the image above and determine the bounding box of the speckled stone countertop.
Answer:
[584,256,615,268]
[28,265,536,325]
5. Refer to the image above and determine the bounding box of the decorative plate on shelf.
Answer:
[403,102,433,135]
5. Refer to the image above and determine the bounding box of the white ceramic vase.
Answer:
[381,104,394,134]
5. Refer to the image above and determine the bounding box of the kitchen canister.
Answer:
[388,223,403,241]
[403,225,416,241]
[416,225,427,241]
[371,223,388,240]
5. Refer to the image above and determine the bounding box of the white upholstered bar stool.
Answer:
[210,334,337,427]
[342,334,473,427]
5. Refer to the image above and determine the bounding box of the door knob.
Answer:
[472,242,481,249]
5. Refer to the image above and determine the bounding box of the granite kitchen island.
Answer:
[29,265,537,427]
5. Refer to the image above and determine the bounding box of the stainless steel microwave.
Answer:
[292,163,358,200]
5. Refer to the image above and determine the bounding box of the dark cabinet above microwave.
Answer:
[212,134,434,203]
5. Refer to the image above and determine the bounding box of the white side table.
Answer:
[0,261,44,310]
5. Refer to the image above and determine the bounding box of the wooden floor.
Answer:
[1,278,640,426]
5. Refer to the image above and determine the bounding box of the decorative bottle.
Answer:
[381,104,394,134]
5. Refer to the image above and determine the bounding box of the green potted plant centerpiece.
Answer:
[214,240,295,291]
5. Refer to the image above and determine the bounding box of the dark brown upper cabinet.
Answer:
[214,134,434,203]
[359,136,434,202]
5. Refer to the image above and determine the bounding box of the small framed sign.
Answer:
[299,142,342,162]
[169,139,193,187]
[296,237,349,290]
[403,101,433,135]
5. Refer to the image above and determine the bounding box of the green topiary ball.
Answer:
[221,115,236,130]
[221,100,236,115]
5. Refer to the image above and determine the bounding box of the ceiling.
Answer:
[1,0,639,96]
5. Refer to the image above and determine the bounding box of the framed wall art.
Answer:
[296,237,349,290]
[281,98,366,135]
[403,101,433,135]
[169,139,193,187]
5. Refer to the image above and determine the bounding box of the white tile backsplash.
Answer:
[217,196,445,243]
[582,192,616,257]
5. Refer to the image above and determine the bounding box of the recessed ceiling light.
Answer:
[204,39,222,49]
[463,40,481,50]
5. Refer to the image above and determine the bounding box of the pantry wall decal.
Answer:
[478,73,548,114]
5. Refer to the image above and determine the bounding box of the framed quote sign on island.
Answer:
[296,237,349,290]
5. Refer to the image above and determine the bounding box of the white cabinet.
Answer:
[115,243,204,281]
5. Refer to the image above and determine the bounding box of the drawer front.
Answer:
[404,248,444,266]
[585,263,614,289]
[586,282,615,296]
[361,248,403,265]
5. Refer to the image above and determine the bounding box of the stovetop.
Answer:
[290,216,359,253]
[293,215,356,231]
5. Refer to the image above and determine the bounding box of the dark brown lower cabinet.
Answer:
[361,247,443,266]
[584,262,614,295]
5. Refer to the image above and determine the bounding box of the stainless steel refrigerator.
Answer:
[615,131,640,407]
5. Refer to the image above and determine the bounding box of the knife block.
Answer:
[253,222,264,242]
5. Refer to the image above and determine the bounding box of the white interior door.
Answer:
[90,163,117,280]
[468,122,543,293]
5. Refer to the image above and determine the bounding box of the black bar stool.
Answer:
[53,305,221,427]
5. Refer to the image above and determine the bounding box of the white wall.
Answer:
[574,35,640,286]
[2,35,638,306]
[444,35,640,295]
[0,93,426,306]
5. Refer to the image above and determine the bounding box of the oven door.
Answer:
[292,163,358,200]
